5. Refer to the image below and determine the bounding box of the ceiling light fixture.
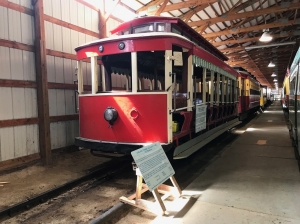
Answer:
[259,29,273,42]
[271,72,277,77]
[268,61,275,67]
[273,79,277,82]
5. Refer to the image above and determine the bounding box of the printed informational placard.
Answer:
[131,142,175,191]
[195,104,207,133]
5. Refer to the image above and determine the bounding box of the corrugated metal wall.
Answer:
[0,0,38,162]
[44,0,98,150]
[0,0,123,164]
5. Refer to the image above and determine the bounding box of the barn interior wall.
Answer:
[0,0,101,164]
[0,0,39,162]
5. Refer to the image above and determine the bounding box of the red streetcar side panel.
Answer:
[79,94,168,143]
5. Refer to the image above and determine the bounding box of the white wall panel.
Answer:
[0,127,15,161]
[8,9,22,43]
[69,0,78,26]
[8,0,20,5]
[78,32,86,46]
[106,18,121,37]
[61,0,70,23]
[20,0,32,9]
[66,120,78,145]
[53,24,62,52]
[48,89,57,116]
[46,55,56,82]
[62,27,71,54]
[14,126,27,158]
[45,21,54,50]
[10,48,23,80]
[70,30,79,53]
[52,0,62,20]
[26,124,39,155]
[63,58,73,84]
[77,2,85,28]
[23,51,35,81]
[56,89,66,115]
[85,34,93,43]
[24,88,37,118]
[65,90,74,115]
[50,122,58,149]
[84,6,92,31]
[12,87,26,119]
[91,9,99,33]
[44,0,52,16]
[56,122,66,147]
[54,57,64,83]
[0,7,9,40]
[0,88,13,120]
[21,13,34,45]
[0,47,11,79]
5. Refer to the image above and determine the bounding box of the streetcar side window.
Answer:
[133,24,154,34]
[136,51,165,92]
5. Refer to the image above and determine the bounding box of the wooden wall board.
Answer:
[0,118,38,128]
[0,79,36,88]
[0,152,40,172]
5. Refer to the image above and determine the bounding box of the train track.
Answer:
[0,156,132,222]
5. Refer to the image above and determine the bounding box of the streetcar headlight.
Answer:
[104,107,118,125]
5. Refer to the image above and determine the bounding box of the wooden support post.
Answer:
[202,68,206,104]
[91,56,98,94]
[99,0,106,38]
[33,0,51,165]
[120,168,182,216]
[77,61,83,94]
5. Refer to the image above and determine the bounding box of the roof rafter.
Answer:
[180,4,209,21]
[202,19,300,38]
[163,0,218,12]
[188,2,300,27]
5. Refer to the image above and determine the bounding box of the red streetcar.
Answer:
[74,16,259,159]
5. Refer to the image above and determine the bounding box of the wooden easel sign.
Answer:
[120,142,181,215]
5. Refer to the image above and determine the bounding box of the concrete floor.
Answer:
[154,101,300,224]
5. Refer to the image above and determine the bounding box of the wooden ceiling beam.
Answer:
[228,0,260,14]
[136,0,165,13]
[212,31,300,46]
[180,4,209,21]
[104,0,121,22]
[155,0,169,15]
[163,0,218,12]
[202,19,300,38]
[188,2,300,27]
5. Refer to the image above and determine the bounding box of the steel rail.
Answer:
[0,157,131,222]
